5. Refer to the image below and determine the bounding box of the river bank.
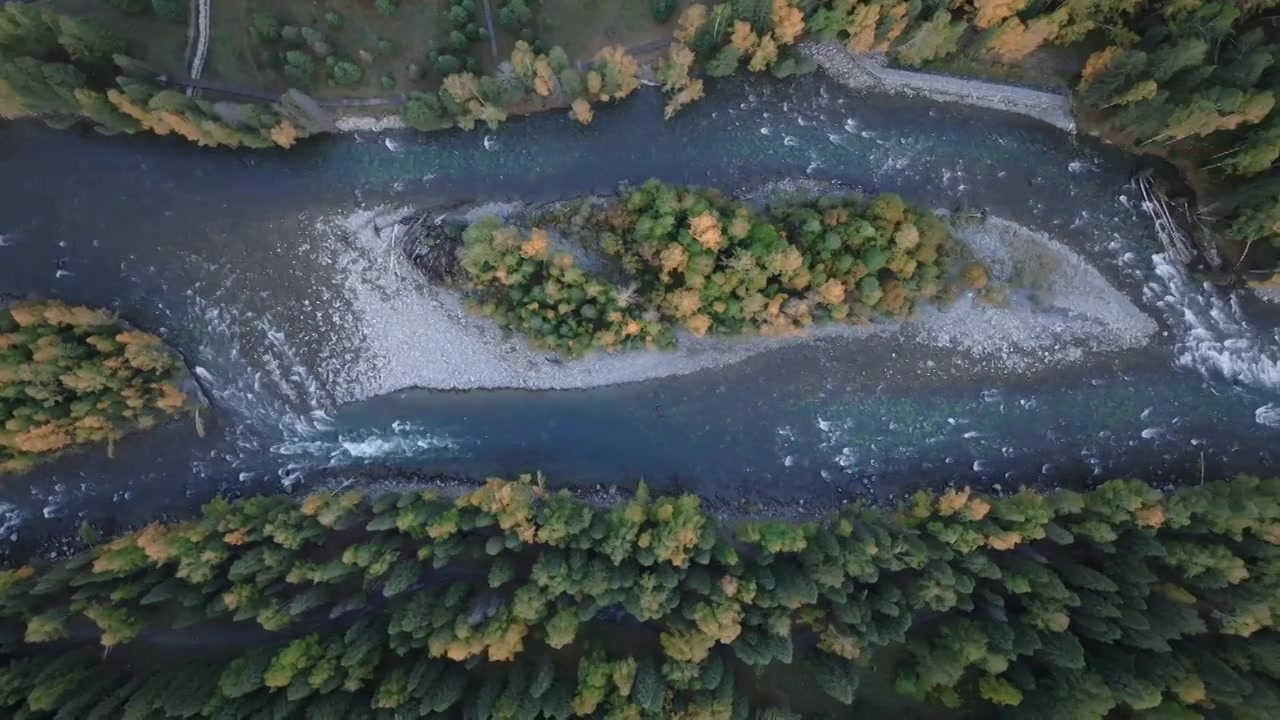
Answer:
[801,42,1077,133]
[330,42,1081,135]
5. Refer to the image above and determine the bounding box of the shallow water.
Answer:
[1,74,1277,547]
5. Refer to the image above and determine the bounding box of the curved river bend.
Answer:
[1,74,1277,548]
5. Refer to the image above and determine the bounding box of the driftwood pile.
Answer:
[397,211,462,283]
[1132,173,1223,273]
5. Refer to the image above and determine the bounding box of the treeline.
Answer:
[648,0,1278,263]
[401,40,641,132]
[459,180,977,355]
[0,301,192,473]
[1,473,1278,718]
[0,5,326,147]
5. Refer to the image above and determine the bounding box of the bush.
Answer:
[434,54,463,76]
[448,4,471,25]
[375,0,399,15]
[251,14,283,42]
[329,59,364,86]
[448,30,470,52]
[376,38,394,57]
[324,11,344,30]
[650,0,677,24]
[282,51,314,86]
[403,91,453,131]
[299,27,325,45]
[498,0,533,31]
[459,181,960,352]
[150,0,186,23]
[0,301,191,473]
[379,73,396,90]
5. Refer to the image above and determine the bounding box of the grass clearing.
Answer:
[205,0,467,97]
[535,0,677,61]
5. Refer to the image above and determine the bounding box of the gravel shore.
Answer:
[315,201,1155,398]
[801,41,1077,133]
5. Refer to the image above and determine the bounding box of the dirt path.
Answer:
[185,0,211,97]
[478,0,499,60]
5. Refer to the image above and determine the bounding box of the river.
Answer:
[1,74,1278,552]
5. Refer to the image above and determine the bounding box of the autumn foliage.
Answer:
[458,181,961,354]
[0,301,191,473]
[2,473,1279,718]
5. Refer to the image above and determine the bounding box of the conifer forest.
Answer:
[3,0,1280,718]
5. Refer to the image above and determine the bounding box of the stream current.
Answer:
[1,74,1278,547]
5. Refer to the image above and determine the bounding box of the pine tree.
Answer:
[56,17,126,66]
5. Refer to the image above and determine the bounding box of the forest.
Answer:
[0,301,192,474]
[0,472,1277,718]
[3,1,1276,267]
[457,180,982,355]
[0,4,323,147]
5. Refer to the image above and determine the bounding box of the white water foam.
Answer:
[1147,254,1280,391]
[0,503,24,541]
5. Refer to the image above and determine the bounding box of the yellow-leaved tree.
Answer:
[569,98,594,125]
[986,14,1063,62]
[748,34,780,72]
[729,20,759,53]
[592,46,640,101]
[973,0,1027,30]
[771,0,806,46]
[846,4,882,53]
[658,43,696,92]
[663,78,705,120]
[674,4,708,43]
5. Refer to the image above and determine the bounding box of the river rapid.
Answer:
[1,73,1278,550]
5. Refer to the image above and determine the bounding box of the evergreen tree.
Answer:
[57,17,126,66]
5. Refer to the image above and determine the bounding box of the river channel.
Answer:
[1,73,1278,550]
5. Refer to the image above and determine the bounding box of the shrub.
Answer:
[651,0,677,24]
[448,29,470,52]
[379,73,396,90]
[376,38,394,57]
[448,4,471,25]
[324,11,344,30]
[499,0,533,31]
[375,0,399,15]
[0,301,191,473]
[299,27,325,45]
[282,51,314,86]
[251,14,283,42]
[329,59,364,86]
[403,91,453,131]
[434,54,463,76]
